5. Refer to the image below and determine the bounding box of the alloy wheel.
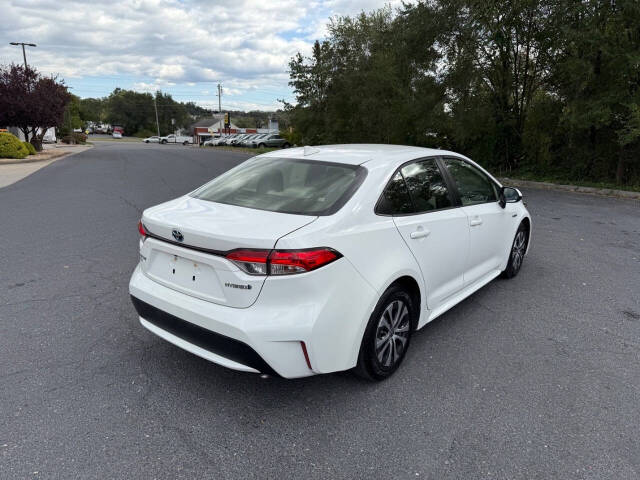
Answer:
[375,299,410,367]
[511,230,526,272]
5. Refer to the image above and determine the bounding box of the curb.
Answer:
[499,177,640,201]
[0,145,93,166]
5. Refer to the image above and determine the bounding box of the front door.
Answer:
[441,157,511,286]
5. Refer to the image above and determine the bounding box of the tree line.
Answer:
[286,0,640,186]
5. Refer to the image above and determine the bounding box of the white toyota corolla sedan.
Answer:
[129,145,531,380]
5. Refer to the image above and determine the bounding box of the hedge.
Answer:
[0,132,29,159]
[23,141,36,155]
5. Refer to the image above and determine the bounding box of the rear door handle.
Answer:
[470,218,483,227]
[410,229,430,239]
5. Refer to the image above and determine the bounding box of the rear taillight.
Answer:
[225,248,341,276]
[138,220,147,237]
[226,249,270,275]
[269,249,340,275]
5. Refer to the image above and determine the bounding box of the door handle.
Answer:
[410,229,430,239]
[470,218,483,227]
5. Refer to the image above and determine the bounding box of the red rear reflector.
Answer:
[138,220,147,237]
[300,341,312,370]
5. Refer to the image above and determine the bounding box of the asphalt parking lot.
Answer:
[1,141,639,479]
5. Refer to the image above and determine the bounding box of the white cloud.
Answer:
[1,0,408,109]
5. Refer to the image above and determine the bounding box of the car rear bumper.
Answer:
[128,259,378,378]
[131,296,277,375]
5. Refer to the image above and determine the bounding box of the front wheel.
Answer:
[282,142,291,148]
[354,285,415,381]
[502,223,528,278]
[258,143,266,148]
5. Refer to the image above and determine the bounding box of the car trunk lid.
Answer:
[139,196,316,308]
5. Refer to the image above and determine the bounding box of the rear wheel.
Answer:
[283,142,291,148]
[502,223,528,278]
[354,285,414,381]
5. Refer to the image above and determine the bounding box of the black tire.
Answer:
[144,140,149,143]
[161,140,167,144]
[502,223,529,279]
[258,143,266,148]
[282,142,291,148]
[354,285,415,381]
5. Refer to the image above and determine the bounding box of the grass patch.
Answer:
[504,171,640,193]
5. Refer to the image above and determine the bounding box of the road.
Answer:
[1,142,639,479]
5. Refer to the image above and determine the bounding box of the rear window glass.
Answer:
[191,157,367,215]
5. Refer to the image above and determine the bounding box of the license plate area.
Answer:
[146,251,226,302]
[141,238,264,307]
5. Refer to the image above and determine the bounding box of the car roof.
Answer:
[259,144,467,166]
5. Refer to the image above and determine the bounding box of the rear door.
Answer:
[441,157,511,286]
[383,158,469,309]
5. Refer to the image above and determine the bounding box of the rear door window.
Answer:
[376,171,414,215]
[400,158,452,212]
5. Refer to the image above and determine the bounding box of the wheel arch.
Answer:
[381,274,423,331]
[520,215,532,254]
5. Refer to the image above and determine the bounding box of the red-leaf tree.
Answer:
[0,64,71,151]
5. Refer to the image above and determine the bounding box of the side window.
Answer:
[400,159,452,213]
[442,158,497,206]
[376,171,414,215]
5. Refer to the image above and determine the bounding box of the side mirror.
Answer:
[500,186,522,208]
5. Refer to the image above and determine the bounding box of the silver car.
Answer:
[249,134,291,149]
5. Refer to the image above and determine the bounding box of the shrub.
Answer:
[61,132,87,144]
[23,141,36,155]
[0,132,29,159]
[133,129,157,138]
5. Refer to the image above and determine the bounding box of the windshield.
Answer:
[191,157,367,215]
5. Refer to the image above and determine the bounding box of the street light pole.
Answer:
[9,42,37,69]
[154,94,160,137]
[217,83,222,134]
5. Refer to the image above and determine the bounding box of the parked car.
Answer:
[239,134,261,147]
[229,134,250,146]
[217,135,238,146]
[112,132,122,139]
[130,145,531,380]
[143,136,160,143]
[160,134,192,145]
[205,136,227,146]
[248,133,291,149]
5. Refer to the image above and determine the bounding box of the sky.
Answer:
[1,0,404,112]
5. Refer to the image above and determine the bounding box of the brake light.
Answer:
[225,248,341,276]
[269,249,340,275]
[138,220,147,237]
[226,249,270,275]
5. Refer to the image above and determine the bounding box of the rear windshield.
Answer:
[191,157,366,215]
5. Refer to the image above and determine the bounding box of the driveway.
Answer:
[1,142,639,479]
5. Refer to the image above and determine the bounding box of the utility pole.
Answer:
[154,93,160,137]
[9,42,37,69]
[217,83,223,134]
